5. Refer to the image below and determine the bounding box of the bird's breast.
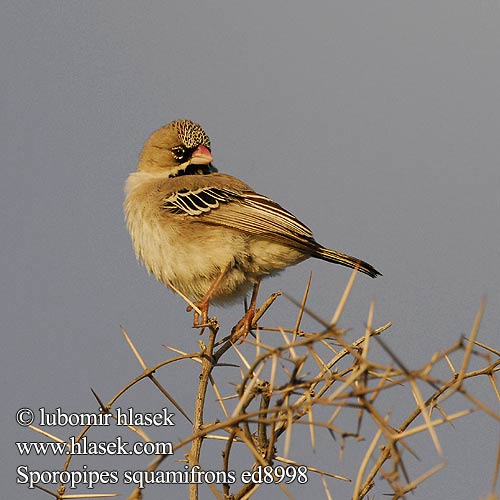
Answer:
[124,172,309,302]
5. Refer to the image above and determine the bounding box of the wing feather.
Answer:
[163,187,318,252]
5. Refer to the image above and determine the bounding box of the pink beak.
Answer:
[191,144,213,165]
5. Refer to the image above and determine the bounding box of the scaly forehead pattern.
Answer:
[173,119,211,149]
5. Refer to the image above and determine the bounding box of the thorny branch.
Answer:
[25,275,499,500]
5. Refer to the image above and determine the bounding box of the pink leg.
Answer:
[187,268,228,330]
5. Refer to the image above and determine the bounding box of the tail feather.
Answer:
[314,247,381,278]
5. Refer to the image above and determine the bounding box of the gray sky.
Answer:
[2,1,499,499]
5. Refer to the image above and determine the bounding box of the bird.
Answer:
[124,119,381,335]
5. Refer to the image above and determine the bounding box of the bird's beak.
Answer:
[191,145,213,165]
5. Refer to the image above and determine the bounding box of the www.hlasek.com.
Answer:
[16,436,173,456]
[17,464,309,489]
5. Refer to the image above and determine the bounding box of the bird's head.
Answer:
[137,119,216,176]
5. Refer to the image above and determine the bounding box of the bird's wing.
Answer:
[162,186,318,252]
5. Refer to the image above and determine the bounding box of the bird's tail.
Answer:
[313,247,381,278]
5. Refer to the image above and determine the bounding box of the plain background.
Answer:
[2,1,499,499]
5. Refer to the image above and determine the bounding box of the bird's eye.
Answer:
[171,146,187,161]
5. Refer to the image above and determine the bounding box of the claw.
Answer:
[231,280,261,343]
[231,304,256,343]
[188,301,209,332]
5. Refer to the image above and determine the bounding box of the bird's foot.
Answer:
[231,304,256,343]
[230,280,261,343]
[187,300,210,334]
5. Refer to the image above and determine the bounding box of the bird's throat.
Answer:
[169,163,218,178]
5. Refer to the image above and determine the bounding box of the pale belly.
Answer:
[127,214,308,302]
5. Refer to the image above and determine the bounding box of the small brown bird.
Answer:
[125,119,380,332]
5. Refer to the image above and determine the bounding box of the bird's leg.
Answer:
[232,279,261,342]
[187,268,228,330]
